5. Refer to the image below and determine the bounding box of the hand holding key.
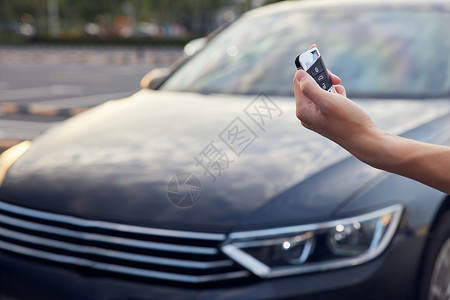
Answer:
[292,44,450,194]
[295,46,335,92]
[293,45,366,146]
[293,64,375,155]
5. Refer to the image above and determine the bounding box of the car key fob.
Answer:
[295,47,336,93]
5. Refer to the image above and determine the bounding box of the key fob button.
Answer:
[311,65,321,76]
[314,70,331,90]
[314,72,326,83]
[309,59,324,76]
[295,47,336,93]
[320,80,331,91]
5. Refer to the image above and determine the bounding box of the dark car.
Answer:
[1,1,450,299]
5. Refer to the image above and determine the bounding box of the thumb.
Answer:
[295,70,329,108]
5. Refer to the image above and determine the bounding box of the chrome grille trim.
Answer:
[0,213,217,255]
[0,240,250,283]
[0,201,250,283]
[0,201,225,241]
[0,227,232,269]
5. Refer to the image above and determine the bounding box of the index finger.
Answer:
[328,70,341,85]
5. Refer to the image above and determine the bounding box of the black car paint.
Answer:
[0,91,448,299]
[0,90,448,232]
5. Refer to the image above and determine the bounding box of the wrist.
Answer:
[342,126,393,169]
[356,128,411,172]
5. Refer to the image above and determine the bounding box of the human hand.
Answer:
[293,46,450,194]
[293,59,378,154]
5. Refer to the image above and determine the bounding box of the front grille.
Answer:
[0,201,250,283]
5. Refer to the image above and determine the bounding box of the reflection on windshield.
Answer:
[162,8,450,98]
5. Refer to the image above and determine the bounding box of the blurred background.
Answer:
[0,0,283,151]
[0,0,282,42]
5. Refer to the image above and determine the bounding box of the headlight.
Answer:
[0,141,32,187]
[222,204,403,278]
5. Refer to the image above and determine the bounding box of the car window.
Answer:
[161,8,450,98]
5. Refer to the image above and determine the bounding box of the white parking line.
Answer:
[0,85,84,102]
[0,119,59,140]
[31,91,134,109]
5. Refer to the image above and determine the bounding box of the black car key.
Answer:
[294,47,336,93]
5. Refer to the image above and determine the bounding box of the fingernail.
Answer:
[296,70,307,83]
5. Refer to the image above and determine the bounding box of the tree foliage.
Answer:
[0,0,238,36]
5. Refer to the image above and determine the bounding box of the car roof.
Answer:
[246,0,450,19]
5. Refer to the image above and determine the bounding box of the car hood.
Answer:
[2,90,450,232]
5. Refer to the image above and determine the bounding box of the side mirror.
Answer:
[140,68,171,89]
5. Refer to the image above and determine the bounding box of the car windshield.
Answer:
[161,7,450,98]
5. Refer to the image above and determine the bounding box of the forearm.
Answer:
[294,69,450,194]
[343,128,450,194]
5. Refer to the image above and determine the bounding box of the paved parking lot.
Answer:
[0,45,182,66]
[0,45,183,150]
